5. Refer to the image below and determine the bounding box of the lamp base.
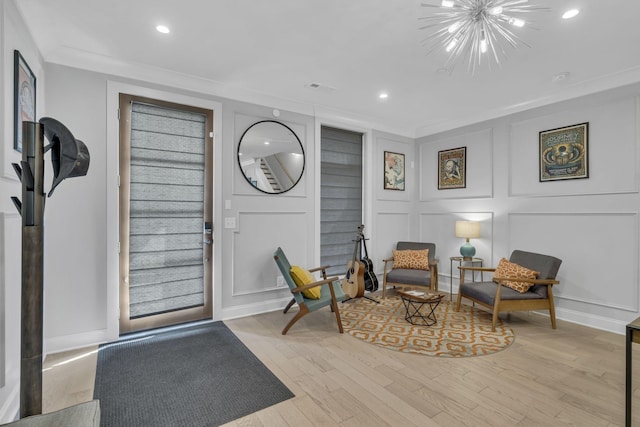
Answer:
[460,243,476,260]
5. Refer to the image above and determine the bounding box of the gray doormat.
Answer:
[93,321,294,426]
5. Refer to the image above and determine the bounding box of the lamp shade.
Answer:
[455,221,480,239]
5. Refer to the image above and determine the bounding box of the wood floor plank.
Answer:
[42,305,635,426]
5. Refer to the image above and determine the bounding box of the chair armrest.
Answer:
[382,258,394,275]
[290,277,340,294]
[493,276,559,285]
[308,265,330,279]
[308,265,330,273]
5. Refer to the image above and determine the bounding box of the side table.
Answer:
[397,290,444,326]
[449,256,483,302]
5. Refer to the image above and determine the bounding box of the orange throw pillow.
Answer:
[392,249,430,271]
[492,258,539,293]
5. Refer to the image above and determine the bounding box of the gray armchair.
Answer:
[455,250,562,331]
[382,242,438,298]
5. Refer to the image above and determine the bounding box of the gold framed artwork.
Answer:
[384,151,405,190]
[539,122,589,182]
[14,50,36,153]
[438,147,466,189]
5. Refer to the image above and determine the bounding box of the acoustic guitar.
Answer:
[342,226,366,299]
[360,231,378,292]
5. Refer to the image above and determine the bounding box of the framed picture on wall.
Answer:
[438,147,466,189]
[539,122,589,182]
[384,151,405,190]
[14,50,37,153]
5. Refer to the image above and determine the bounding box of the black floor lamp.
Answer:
[10,118,90,418]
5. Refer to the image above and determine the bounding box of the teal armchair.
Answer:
[273,247,346,335]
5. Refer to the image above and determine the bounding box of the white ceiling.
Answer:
[15,0,640,137]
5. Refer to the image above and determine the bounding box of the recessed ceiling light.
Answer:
[156,25,170,34]
[562,9,580,19]
[379,92,389,100]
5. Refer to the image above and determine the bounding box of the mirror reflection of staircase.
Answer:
[260,158,282,192]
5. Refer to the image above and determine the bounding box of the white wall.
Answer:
[2,1,640,421]
[417,83,640,333]
[0,1,45,421]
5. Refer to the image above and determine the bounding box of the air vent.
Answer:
[304,82,337,93]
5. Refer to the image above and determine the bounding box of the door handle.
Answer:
[203,221,213,245]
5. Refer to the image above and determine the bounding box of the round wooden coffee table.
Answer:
[397,290,445,326]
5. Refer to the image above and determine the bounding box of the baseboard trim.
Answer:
[0,382,19,424]
[555,307,628,335]
[45,329,110,355]
[219,297,291,321]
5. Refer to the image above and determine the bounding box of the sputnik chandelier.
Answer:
[420,0,548,73]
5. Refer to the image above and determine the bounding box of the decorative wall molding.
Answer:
[556,307,630,336]
[508,212,639,313]
[419,128,494,201]
[221,296,292,322]
[0,382,19,423]
[232,210,308,298]
[233,112,310,198]
[45,330,108,355]
[508,95,640,198]
[0,212,20,423]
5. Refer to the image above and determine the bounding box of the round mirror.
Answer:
[237,120,305,194]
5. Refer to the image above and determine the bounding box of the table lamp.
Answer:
[455,221,480,260]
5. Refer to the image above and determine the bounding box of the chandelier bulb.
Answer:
[508,17,525,27]
[480,38,488,53]
[420,0,548,73]
[446,38,458,52]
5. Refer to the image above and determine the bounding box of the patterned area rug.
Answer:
[340,296,515,357]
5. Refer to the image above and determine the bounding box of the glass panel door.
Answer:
[119,94,213,334]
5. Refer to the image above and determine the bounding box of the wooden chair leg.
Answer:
[282,305,309,335]
[331,299,344,333]
[283,298,296,314]
[491,286,502,332]
[491,309,500,332]
[455,291,462,311]
[548,286,557,329]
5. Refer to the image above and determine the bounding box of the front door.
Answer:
[118,94,213,334]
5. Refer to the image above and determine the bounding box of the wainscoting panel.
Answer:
[375,212,410,273]
[232,211,308,296]
[0,213,6,388]
[508,96,638,197]
[233,113,309,197]
[419,212,494,292]
[376,133,414,202]
[1,213,20,391]
[419,128,493,201]
[509,212,638,312]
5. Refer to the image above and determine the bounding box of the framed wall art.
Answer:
[539,122,589,182]
[438,147,466,189]
[384,151,405,190]
[14,50,37,153]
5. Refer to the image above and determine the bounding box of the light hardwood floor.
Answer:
[42,296,639,426]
